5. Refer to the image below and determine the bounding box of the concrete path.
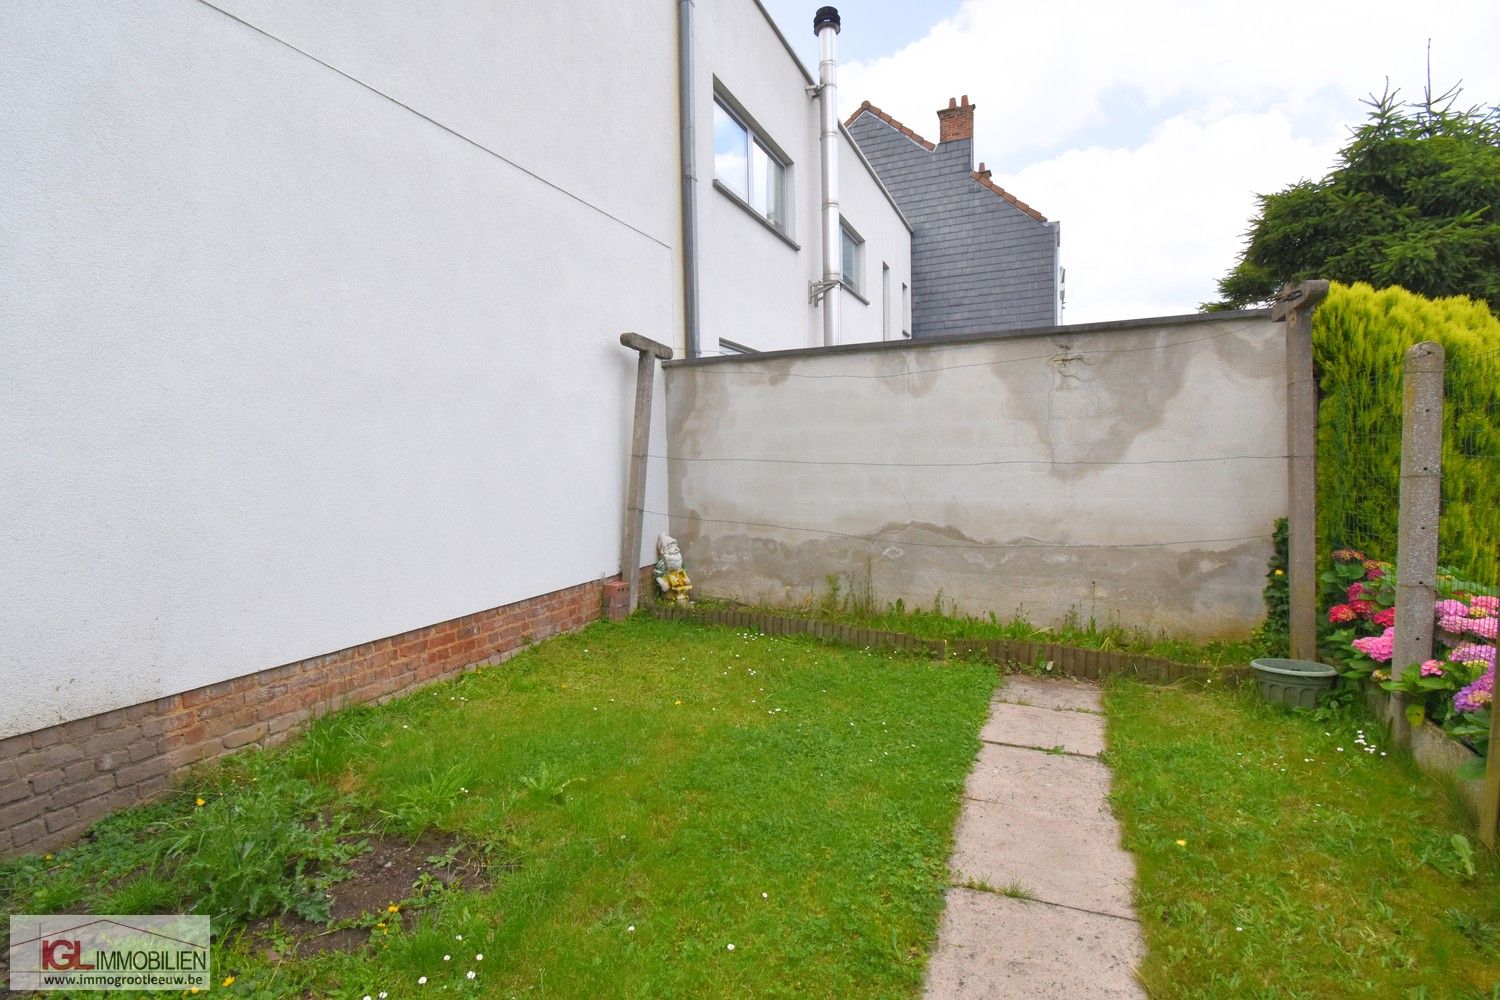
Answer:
[924,676,1147,999]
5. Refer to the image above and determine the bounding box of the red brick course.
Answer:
[0,571,649,857]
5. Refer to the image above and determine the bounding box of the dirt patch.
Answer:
[253,831,491,959]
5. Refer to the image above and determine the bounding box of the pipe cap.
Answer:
[813,6,841,34]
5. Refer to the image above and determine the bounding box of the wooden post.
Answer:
[1271,280,1328,661]
[1389,341,1444,748]
[618,332,674,614]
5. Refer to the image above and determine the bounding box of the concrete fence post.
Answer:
[618,332,674,616]
[1271,280,1329,661]
[1390,340,1444,748]
[1483,702,1500,849]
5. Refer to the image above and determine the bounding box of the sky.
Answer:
[761,0,1500,323]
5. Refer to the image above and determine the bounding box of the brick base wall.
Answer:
[0,571,650,857]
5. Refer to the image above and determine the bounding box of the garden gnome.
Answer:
[654,532,693,604]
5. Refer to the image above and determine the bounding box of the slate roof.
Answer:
[847,101,1048,222]
[846,99,1060,338]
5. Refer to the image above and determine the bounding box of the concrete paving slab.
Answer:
[993,675,1103,714]
[979,701,1106,757]
[963,743,1115,823]
[948,797,1136,919]
[924,889,1146,999]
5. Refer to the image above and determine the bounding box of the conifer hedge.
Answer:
[1312,282,1500,585]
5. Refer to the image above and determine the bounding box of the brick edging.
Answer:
[647,603,1249,686]
[1,570,651,857]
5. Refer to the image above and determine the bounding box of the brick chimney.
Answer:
[936,95,974,143]
[976,161,992,180]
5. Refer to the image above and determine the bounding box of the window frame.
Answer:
[711,88,793,242]
[882,263,892,340]
[839,218,865,296]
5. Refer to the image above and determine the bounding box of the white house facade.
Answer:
[0,0,909,852]
[696,1,913,353]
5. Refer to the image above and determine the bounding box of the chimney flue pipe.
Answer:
[814,6,841,347]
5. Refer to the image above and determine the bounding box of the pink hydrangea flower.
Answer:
[1351,627,1395,663]
[1328,604,1357,624]
[1419,660,1444,677]
[1471,595,1499,615]
[1435,599,1469,618]
[1371,607,1395,627]
[1454,666,1494,714]
[1347,582,1367,602]
[1449,643,1497,668]
[1468,617,1498,640]
[1440,613,1472,633]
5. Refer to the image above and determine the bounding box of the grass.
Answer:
[709,583,1263,668]
[0,617,997,999]
[1106,678,1500,998]
[953,876,1037,902]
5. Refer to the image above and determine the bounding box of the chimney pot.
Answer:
[936,93,976,144]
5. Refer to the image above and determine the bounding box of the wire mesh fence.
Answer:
[1316,356,1404,569]
[1443,345,1500,589]
[1315,343,1499,591]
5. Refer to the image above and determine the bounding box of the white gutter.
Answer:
[814,6,841,348]
[678,0,702,358]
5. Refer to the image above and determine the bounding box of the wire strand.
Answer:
[647,452,1289,469]
[644,509,1272,552]
[192,0,671,251]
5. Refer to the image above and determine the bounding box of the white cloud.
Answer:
[839,0,1500,320]
[1001,112,1341,321]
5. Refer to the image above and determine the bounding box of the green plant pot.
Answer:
[1250,658,1338,709]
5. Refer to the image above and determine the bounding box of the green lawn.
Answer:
[1,618,997,999]
[1106,679,1500,999]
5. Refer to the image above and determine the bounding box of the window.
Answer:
[718,338,758,355]
[713,98,787,231]
[840,220,863,293]
[882,264,892,340]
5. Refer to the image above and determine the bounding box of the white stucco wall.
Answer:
[839,129,915,344]
[696,0,910,354]
[0,0,679,738]
[666,313,1287,639]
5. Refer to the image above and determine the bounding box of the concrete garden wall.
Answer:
[664,311,1286,638]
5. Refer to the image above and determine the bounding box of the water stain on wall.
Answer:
[664,315,1285,639]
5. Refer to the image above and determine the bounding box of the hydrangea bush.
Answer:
[1323,549,1495,773]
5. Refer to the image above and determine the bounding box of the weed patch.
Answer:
[710,592,1262,668]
